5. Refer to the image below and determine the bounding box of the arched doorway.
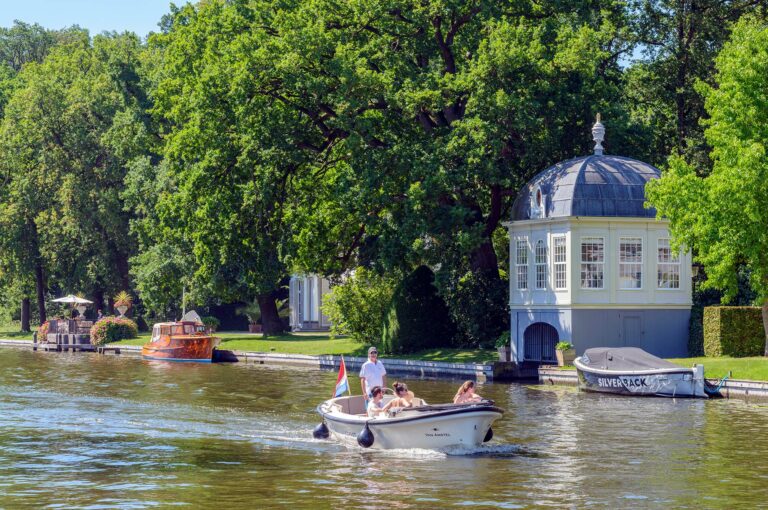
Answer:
[523,322,559,364]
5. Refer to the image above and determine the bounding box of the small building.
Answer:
[503,116,692,364]
[288,274,332,331]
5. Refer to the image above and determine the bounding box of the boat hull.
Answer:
[575,359,707,398]
[319,399,503,450]
[141,336,220,363]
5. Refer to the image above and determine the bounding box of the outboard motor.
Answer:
[483,427,493,443]
[357,424,374,448]
[313,422,329,439]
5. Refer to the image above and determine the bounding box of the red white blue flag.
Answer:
[333,355,350,398]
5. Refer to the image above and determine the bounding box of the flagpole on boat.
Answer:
[342,355,351,396]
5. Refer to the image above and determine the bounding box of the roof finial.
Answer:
[592,113,605,156]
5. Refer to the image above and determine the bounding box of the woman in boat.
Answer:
[383,382,415,411]
[367,386,386,417]
[453,381,483,404]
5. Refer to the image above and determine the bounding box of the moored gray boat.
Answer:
[574,347,708,398]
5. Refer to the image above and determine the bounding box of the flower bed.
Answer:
[90,317,138,346]
[37,321,50,341]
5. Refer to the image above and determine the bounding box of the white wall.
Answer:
[506,217,692,308]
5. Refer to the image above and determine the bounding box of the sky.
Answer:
[0,0,177,38]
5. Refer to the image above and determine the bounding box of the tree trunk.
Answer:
[762,298,768,357]
[20,298,30,332]
[35,261,46,325]
[257,292,284,335]
[470,240,499,274]
[93,288,104,317]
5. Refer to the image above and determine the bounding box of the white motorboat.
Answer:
[574,347,711,398]
[313,393,504,449]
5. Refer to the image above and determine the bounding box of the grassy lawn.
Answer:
[111,331,497,363]
[669,356,768,381]
[0,323,34,341]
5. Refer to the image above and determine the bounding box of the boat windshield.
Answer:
[151,325,161,343]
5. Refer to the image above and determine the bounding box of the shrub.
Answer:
[556,341,573,351]
[444,270,509,349]
[322,267,397,346]
[381,266,455,354]
[201,316,220,332]
[703,306,764,357]
[37,321,50,341]
[90,317,138,346]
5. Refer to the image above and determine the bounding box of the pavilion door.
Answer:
[523,323,559,364]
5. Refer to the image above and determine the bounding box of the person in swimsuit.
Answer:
[453,380,483,404]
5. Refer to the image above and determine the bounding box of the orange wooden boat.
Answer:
[142,314,220,363]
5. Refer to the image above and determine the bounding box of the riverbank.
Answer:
[111,331,499,363]
[0,338,499,381]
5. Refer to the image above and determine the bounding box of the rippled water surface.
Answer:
[2,347,768,509]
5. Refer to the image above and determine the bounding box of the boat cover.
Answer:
[579,347,682,371]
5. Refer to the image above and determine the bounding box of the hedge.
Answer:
[90,317,139,346]
[703,306,765,357]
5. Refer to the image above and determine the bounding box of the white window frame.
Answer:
[580,237,605,289]
[515,238,529,290]
[619,237,643,290]
[553,235,567,290]
[657,238,681,289]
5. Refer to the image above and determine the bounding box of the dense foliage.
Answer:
[0,3,766,350]
[90,317,138,346]
[703,307,765,358]
[322,268,398,345]
[646,17,768,354]
[381,266,455,354]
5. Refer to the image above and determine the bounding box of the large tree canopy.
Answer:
[0,32,150,324]
[646,17,768,353]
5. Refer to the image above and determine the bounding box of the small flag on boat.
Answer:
[333,355,350,398]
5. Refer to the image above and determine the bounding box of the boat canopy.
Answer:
[579,347,682,371]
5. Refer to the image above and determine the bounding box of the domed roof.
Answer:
[511,154,660,221]
[510,115,663,222]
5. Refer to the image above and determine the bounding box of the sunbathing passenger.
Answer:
[383,382,416,412]
[367,386,386,417]
[453,381,483,404]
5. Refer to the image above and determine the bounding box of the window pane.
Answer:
[554,236,567,289]
[516,239,528,290]
[580,238,604,288]
[619,238,642,289]
[535,240,547,289]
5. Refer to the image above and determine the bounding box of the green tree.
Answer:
[322,267,398,345]
[0,32,149,325]
[625,0,767,169]
[646,17,768,354]
[146,2,305,332]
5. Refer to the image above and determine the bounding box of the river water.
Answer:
[1,347,767,509]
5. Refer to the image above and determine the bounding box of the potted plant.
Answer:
[556,341,576,367]
[114,291,133,318]
[495,331,511,362]
[237,302,262,333]
[201,316,220,333]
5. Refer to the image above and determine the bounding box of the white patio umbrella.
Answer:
[51,295,93,305]
[52,295,93,318]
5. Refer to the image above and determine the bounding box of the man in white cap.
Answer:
[359,346,386,401]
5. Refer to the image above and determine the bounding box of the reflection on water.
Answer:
[1,347,768,508]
